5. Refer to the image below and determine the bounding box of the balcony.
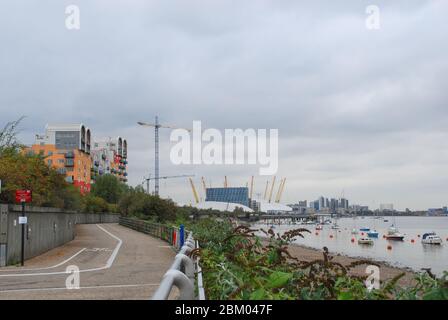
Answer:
[65,159,75,167]
[65,151,74,158]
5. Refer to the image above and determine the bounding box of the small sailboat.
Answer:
[421,232,442,245]
[367,212,379,238]
[331,223,340,230]
[358,238,374,245]
[385,225,404,241]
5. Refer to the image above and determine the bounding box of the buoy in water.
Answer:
[330,235,333,238]
[417,234,421,238]
[361,232,364,236]
[387,245,392,250]
[315,232,319,236]
[351,238,355,243]
[411,239,415,243]
[383,235,386,239]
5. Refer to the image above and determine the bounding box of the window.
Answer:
[48,151,53,156]
[47,159,53,165]
[55,131,80,150]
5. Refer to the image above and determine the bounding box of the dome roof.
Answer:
[193,201,254,213]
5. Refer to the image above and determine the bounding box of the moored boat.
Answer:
[421,232,442,245]
[385,225,404,241]
[331,223,340,230]
[360,227,370,232]
[358,238,374,245]
[367,230,379,238]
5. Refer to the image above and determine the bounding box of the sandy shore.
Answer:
[286,242,417,287]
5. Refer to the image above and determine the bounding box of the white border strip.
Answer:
[0,248,87,272]
[0,283,159,294]
[0,224,122,277]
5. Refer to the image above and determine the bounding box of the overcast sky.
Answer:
[1,0,447,210]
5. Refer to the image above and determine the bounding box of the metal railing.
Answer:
[152,232,197,300]
[119,217,177,245]
[119,217,205,300]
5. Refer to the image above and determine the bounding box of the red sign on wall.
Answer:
[15,190,32,203]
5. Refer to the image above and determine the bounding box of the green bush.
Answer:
[81,194,110,213]
[118,187,177,222]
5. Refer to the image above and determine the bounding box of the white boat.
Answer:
[385,225,404,241]
[358,238,374,245]
[315,224,323,230]
[421,232,442,245]
[331,223,340,230]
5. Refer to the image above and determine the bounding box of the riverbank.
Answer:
[286,242,417,287]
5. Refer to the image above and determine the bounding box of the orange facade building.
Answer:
[27,124,127,194]
[27,124,92,194]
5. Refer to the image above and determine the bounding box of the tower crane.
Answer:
[138,116,191,196]
[142,174,195,195]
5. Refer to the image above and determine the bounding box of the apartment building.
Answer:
[26,124,128,193]
[91,136,128,183]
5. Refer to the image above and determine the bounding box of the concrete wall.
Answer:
[0,204,119,266]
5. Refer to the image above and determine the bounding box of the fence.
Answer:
[119,216,178,246]
[118,216,206,300]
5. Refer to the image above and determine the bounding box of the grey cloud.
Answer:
[1,0,447,210]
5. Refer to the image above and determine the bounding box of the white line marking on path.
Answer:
[0,248,87,272]
[0,283,159,294]
[0,224,122,277]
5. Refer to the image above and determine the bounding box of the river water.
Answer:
[253,216,448,276]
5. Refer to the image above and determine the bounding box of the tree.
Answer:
[0,117,25,154]
[81,194,110,213]
[0,148,81,208]
[118,186,177,222]
[91,174,127,204]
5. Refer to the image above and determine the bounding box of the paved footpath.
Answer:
[0,223,176,299]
